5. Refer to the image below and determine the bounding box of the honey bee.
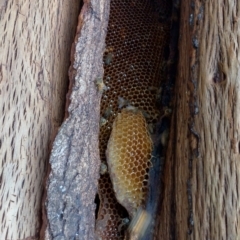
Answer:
[104,52,114,65]
[95,78,107,93]
[118,96,131,109]
[100,162,108,175]
[160,128,169,146]
[125,208,151,240]
[100,117,108,127]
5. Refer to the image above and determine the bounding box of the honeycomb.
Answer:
[106,108,153,217]
[96,0,171,238]
[96,174,128,239]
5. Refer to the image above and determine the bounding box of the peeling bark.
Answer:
[45,1,110,239]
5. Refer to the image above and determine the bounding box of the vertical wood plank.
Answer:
[0,0,80,239]
[158,0,240,239]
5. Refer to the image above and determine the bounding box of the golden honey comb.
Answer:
[106,108,153,217]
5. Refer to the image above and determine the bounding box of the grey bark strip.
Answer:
[45,1,110,239]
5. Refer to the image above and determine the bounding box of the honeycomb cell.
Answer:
[106,108,153,217]
[96,174,127,239]
[96,0,171,238]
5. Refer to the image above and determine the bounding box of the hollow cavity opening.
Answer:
[96,0,179,239]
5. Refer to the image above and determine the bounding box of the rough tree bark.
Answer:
[0,1,80,239]
[158,0,240,239]
[45,0,110,239]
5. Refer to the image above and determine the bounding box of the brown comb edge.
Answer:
[39,1,96,239]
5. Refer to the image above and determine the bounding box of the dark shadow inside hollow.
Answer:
[94,194,100,219]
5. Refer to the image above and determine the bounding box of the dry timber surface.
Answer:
[158,0,240,239]
[0,0,80,239]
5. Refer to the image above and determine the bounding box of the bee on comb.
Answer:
[125,208,152,240]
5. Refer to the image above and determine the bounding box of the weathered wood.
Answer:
[158,0,240,239]
[3,0,240,238]
[0,1,80,239]
[45,0,110,239]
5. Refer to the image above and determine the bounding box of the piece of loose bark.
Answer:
[45,0,110,239]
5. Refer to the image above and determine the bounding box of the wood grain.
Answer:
[157,0,240,239]
[0,0,80,239]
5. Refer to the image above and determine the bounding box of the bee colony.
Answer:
[95,0,171,238]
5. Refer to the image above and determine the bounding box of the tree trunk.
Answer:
[0,1,80,239]
[158,0,240,239]
[2,0,240,239]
